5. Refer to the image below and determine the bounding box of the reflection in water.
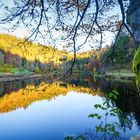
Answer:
[0,78,43,96]
[0,77,139,140]
[88,90,135,140]
[87,77,140,129]
[0,92,102,140]
[0,79,103,113]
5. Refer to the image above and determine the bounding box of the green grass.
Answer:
[0,64,33,75]
[106,69,135,77]
[0,64,13,73]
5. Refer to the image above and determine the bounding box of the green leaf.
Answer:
[88,113,102,119]
[110,113,116,116]
[94,104,102,109]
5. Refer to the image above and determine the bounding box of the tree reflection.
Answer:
[65,77,139,140]
[0,76,140,139]
[0,80,102,113]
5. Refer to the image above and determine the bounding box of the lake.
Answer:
[0,77,139,140]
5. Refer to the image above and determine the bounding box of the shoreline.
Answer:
[0,73,45,82]
[0,69,136,82]
[94,70,136,83]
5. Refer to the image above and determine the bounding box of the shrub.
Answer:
[34,67,42,74]
[0,64,13,73]
[133,47,140,90]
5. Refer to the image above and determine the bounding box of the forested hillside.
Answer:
[0,34,71,73]
[0,34,137,76]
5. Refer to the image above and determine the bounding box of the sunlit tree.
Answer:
[0,0,139,75]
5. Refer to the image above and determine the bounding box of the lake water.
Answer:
[0,77,139,140]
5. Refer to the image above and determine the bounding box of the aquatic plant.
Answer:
[65,135,86,140]
[88,90,121,140]
[88,90,134,140]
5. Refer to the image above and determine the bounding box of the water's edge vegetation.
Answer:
[133,47,140,90]
[0,77,139,140]
[0,33,138,84]
[0,33,139,139]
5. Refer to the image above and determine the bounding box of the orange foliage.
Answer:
[0,82,103,113]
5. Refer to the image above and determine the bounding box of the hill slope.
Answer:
[0,34,70,73]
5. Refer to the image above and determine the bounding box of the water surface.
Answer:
[0,77,139,140]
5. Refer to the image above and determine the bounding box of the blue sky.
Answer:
[0,0,122,52]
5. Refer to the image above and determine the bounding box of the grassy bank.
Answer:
[0,64,33,75]
[94,69,135,83]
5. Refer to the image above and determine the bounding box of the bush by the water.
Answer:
[133,47,140,89]
[0,64,32,74]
